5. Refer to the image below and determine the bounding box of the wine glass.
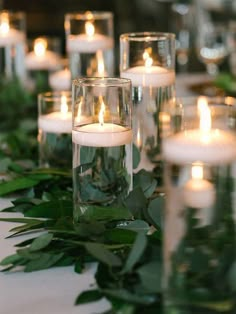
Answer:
[196,22,228,76]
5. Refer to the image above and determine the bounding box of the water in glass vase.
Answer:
[72,134,132,222]
[38,130,72,168]
[68,49,114,79]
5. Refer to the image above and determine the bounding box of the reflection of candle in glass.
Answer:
[67,13,113,53]
[120,48,175,87]
[163,97,236,165]
[72,96,132,147]
[38,94,72,134]
[0,12,25,46]
[95,50,108,76]
[26,37,61,70]
[183,163,215,209]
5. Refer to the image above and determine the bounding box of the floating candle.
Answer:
[67,20,113,53]
[120,50,175,87]
[26,37,61,71]
[49,68,71,91]
[38,94,72,134]
[0,12,25,46]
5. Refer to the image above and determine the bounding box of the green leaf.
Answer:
[124,187,147,219]
[25,200,73,219]
[147,196,164,229]
[0,177,39,196]
[137,261,162,293]
[122,232,147,273]
[0,253,22,266]
[75,289,103,305]
[85,243,122,267]
[80,146,96,164]
[29,233,53,252]
[24,252,64,272]
[134,170,157,198]
[104,228,136,244]
[102,288,156,305]
[0,157,11,172]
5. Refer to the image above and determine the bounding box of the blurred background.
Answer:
[1,0,236,74]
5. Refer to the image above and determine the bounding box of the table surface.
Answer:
[0,198,110,314]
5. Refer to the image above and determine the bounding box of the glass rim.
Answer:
[120,31,175,41]
[0,10,26,18]
[73,77,131,87]
[65,11,113,20]
[38,91,72,101]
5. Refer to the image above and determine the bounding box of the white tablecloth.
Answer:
[0,198,110,314]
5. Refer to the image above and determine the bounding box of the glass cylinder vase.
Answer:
[72,77,133,222]
[0,10,26,81]
[65,11,114,79]
[162,96,236,314]
[38,91,72,169]
[120,32,176,190]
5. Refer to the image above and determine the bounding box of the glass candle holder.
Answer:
[72,77,132,222]
[49,58,71,91]
[162,96,236,314]
[65,11,114,79]
[38,91,72,168]
[0,10,26,80]
[120,32,176,190]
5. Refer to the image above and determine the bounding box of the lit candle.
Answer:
[183,163,215,209]
[120,49,175,87]
[38,94,72,134]
[0,12,25,46]
[49,68,71,91]
[26,37,61,71]
[67,16,113,53]
[72,97,132,147]
[163,97,236,165]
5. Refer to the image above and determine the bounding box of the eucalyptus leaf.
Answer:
[85,242,122,267]
[29,233,53,252]
[119,220,150,234]
[79,205,132,222]
[133,144,141,170]
[75,289,103,305]
[0,177,39,196]
[24,252,64,272]
[0,253,22,266]
[122,232,147,274]
[147,196,164,230]
[124,187,147,219]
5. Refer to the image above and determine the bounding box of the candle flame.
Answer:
[98,96,105,126]
[136,127,142,149]
[192,163,203,180]
[198,96,211,142]
[0,13,9,35]
[34,38,47,57]
[96,50,105,76]
[85,21,95,37]
[60,94,68,117]
[143,49,153,68]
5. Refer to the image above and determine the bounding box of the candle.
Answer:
[163,98,236,165]
[49,68,71,91]
[26,37,61,71]
[0,12,25,46]
[183,163,215,209]
[120,50,175,87]
[72,97,132,147]
[67,20,113,53]
[38,94,72,134]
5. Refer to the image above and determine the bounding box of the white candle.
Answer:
[121,66,175,87]
[163,97,236,165]
[67,20,113,53]
[49,68,71,91]
[26,38,61,71]
[121,51,175,87]
[72,124,132,147]
[0,13,25,46]
[38,95,72,134]
[183,164,215,209]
